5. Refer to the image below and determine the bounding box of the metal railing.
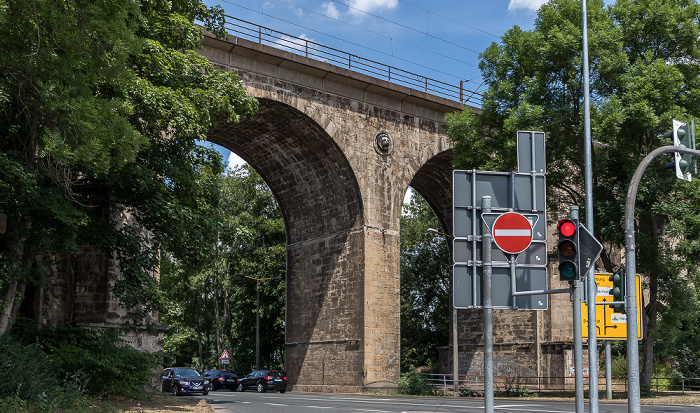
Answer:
[420,373,700,395]
[222,16,483,106]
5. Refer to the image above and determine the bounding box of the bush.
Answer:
[11,319,160,396]
[0,334,58,402]
[398,368,437,396]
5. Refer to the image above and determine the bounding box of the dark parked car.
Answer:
[203,370,238,391]
[236,369,287,393]
[161,367,210,396]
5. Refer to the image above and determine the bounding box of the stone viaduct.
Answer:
[20,23,578,394]
[196,28,576,393]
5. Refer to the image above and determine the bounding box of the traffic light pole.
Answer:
[581,1,600,410]
[570,206,585,413]
[624,145,700,413]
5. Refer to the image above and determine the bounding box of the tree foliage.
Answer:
[0,0,258,331]
[400,192,449,372]
[449,0,700,385]
[160,165,286,374]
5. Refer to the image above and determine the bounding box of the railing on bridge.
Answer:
[420,373,700,395]
[222,16,483,106]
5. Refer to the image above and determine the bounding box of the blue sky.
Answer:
[202,0,558,172]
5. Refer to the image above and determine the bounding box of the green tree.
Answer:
[449,0,700,387]
[161,165,286,374]
[400,192,449,372]
[0,0,257,332]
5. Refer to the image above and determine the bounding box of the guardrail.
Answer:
[420,373,700,395]
[222,16,483,106]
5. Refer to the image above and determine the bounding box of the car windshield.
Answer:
[173,368,200,377]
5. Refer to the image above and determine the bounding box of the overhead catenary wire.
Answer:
[218,0,486,86]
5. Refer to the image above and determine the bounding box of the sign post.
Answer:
[219,349,231,365]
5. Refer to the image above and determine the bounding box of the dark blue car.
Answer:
[161,367,210,396]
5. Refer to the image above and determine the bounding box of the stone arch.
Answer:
[209,98,364,242]
[408,149,455,245]
[208,98,367,390]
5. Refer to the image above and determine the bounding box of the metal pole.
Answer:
[453,306,459,394]
[623,145,700,412]
[510,255,517,309]
[606,340,612,399]
[581,1,600,410]
[482,196,494,413]
[256,280,260,370]
[571,206,585,413]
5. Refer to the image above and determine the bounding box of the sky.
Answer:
[201,0,556,174]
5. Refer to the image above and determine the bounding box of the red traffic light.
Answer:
[557,219,576,237]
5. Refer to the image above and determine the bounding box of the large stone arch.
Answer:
[208,98,368,391]
[200,32,470,392]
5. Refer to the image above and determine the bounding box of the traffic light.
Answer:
[608,270,626,313]
[557,218,579,281]
[664,119,694,181]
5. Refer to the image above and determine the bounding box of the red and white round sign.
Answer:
[492,212,533,254]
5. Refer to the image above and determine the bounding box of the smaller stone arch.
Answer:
[409,149,455,245]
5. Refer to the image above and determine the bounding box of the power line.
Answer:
[328,0,482,55]
[398,0,500,39]
[219,0,481,85]
[217,0,479,82]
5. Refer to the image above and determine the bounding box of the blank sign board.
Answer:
[453,265,548,310]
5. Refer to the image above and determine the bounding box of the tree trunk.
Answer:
[195,288,204,371]
[212,272,222,369]
[0,224,30,335]
[224,287,236,373]
[0,282,19,334]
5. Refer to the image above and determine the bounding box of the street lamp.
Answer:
[236,273,282,370]
[427,228,455,239]
[425,228,458,394]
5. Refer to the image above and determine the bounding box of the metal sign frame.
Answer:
[452,169,547,310]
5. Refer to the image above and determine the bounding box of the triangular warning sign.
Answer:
[220,349,230,359]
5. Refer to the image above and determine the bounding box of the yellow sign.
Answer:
[582,273,643,340]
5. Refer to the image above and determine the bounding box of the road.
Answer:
[193,390,699,413]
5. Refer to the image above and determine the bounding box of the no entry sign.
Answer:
[492,212,533,254]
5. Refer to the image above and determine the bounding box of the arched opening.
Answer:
[207,98,366,389]
[399,149,455,378]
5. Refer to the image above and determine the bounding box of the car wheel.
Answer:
[278,389,286,393]
[172,385,179,396]
[237,382,244,392]
[202,390,209,396]
[256,382,265,393]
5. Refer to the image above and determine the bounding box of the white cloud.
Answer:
[321,2,340,19]
[403,187,414,205]
[347,0,398,16]
[227,152,246,171]
[508,0,549,12]
[274,34,315,53]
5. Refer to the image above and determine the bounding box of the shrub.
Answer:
[398,368,437,396]
[0,334,58,402]
[11,319,160,396]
